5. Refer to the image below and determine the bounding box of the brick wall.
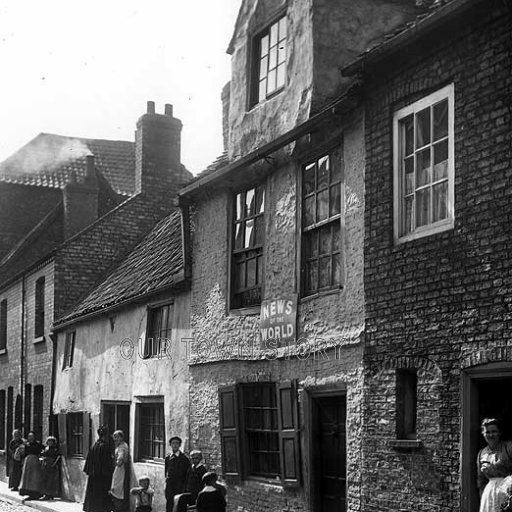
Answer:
[361,2,511,511]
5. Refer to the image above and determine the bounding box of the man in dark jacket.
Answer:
[165,436,190,512]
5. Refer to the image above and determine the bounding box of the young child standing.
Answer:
[130,476,154,512]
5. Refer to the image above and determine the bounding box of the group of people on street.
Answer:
[83,428,226,512]
[8,429,61,500]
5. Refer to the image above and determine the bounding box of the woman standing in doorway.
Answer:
[477,418,512,512]
[110,430,131,512]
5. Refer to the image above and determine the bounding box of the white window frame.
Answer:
[393,83,455,243]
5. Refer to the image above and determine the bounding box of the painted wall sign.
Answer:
[260,295,297,343]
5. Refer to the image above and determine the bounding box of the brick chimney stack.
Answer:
[63,155,99,238]
[135,101,190,196]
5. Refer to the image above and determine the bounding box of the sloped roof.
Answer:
[342,0,472,75]
[55,210,184,326]
[0,133,135,195]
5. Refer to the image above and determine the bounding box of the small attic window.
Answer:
[251,15,287,107]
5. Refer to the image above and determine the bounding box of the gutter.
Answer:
[178,84,360,201]
[341,0,484,76]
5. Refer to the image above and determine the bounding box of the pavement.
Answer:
[0,481,81,512]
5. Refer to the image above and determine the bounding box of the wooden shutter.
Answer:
[219,385,242,481]
[277,380,301,485]
[57,413,67,457]
[82,412,91,456]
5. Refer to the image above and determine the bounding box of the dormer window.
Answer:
[251,15,287,106]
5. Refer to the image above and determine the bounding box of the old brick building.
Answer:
[341,0,512,511]
[178,1,421,511]
[0,102,191,483]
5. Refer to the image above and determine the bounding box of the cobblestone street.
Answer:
[0,499,32,512]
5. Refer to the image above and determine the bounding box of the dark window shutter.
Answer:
[219,385,242,481]
[82,412,91,456]
[277,380,301,485]
[57,413,67,457]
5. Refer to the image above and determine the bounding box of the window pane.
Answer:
[333,254,342,286]
[329,184,341,216]
[433,99,448,141]
[236,193,243,220]
[415,108,431,148]
[433,140,448,181]
[332,222,341,250]
[245,219,254,247]
[278,42,286,64]
[260,35,269,57]
[432,182,448,222]
[318,156,329,189]
[303,163,315,195]
[402,115,414,156]
[319,256,332,288]
[256,186,265,214]
[307,261,318,293]
[278,17,287,40]
[330,154,342,183]
[270,22,278,45]
[258,79,267,103]
[255,216,264,245]
[403,196,413,235]
[416,148,431,187]
[235,261,245,290]
[319,225,332,255]
[234,223,244,250]
[304,196,315,226]
[267,69,277,94]
[245,188,255,216]
[317,189,329,222]
[416,188,430,227]
[257,255,263,285]
[247,258,257,288]
[308,230,318,258]
[259,56,268,79]
[276,64,285,89]
[269,46,277,70]
[404,156,414,194]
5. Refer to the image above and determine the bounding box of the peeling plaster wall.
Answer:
[53,289,191,509]
[189,107,365,511]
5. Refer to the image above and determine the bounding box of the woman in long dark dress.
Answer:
[19,431,43,500]
[83,425,114,512]
[8,429,25,491]
[40,436,61,500]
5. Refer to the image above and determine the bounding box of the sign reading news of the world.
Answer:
[260,295,297,344]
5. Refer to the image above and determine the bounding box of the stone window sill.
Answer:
[229,306,261,317]
[0,348,6,355]
[34,336,45,344]
[389,439,423,451]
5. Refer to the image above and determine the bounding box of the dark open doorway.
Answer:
[462,364,512,512]
[309,393,347,512]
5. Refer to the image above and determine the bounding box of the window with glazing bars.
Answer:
[252,16,286,105]
[67,412,84,456]
[242,383,280,478]
[394,84,454,240]
[35,277,45,338]
[138,403,165,461]
[302,149,343,295]
[231,185,265,309]
[0,299,6,351]
[144,303,173,357]
[62,331,76,369]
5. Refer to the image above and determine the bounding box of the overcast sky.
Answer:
[0,0,241,175]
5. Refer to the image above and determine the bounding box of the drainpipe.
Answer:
[20,275,26,421]
[49,331,57,436]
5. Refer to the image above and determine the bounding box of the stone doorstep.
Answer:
[0,481,82,512]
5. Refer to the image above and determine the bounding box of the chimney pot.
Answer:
[147,101,155,114]
[165,104,173,116]
[86,155,95,179]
